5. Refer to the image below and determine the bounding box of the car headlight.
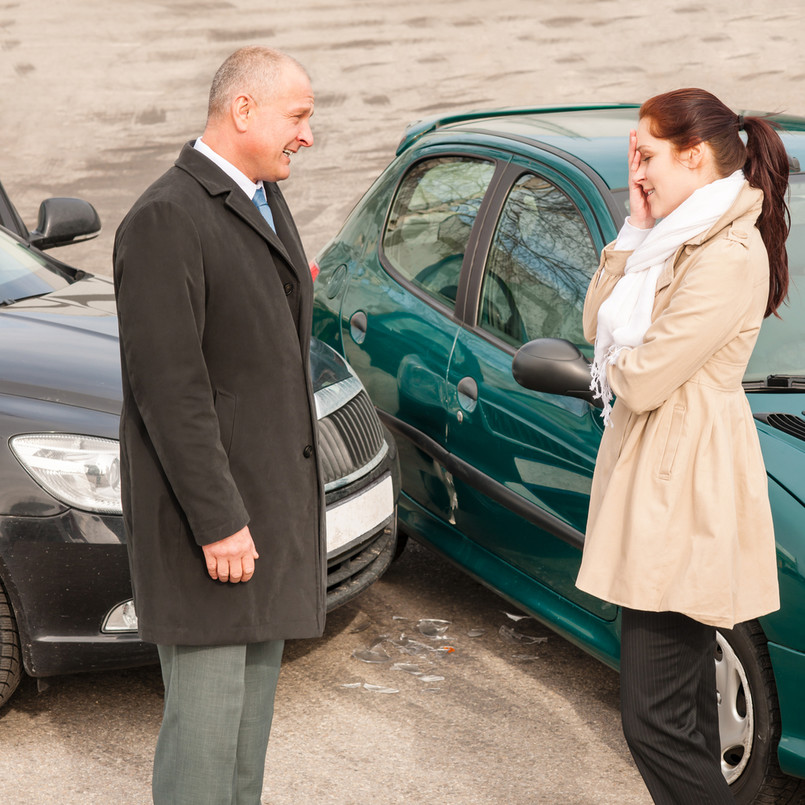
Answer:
[9,433,122,514]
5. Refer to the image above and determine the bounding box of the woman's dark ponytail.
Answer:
[641,89,790,317]
[742,116,790,317]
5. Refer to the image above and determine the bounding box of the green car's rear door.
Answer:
[340,153,500,523]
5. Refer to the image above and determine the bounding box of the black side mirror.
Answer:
[29,197,101,250]
[512,337,602,408]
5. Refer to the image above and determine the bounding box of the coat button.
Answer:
[284,283,294,296]
[303,444,313,458]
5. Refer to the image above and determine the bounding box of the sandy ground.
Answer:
[0,1,804,803]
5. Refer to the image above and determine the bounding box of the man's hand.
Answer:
[202,526,259,583]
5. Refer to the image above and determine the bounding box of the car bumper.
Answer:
[325,426,399,609]
[0,508,156,677]
[0,428,399,678]
[769,640,805,779]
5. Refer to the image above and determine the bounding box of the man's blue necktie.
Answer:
[252,186,276,232]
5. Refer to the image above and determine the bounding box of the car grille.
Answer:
[317,390,386,490]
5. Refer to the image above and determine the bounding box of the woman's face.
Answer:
[634,116,707,219]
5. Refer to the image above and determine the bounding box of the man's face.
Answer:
[242,65,314,183]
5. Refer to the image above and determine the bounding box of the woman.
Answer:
[579,88,789,803]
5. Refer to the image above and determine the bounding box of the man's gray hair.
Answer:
[207,46,307,120]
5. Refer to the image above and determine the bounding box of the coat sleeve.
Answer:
[582,242,630,344]
[607,235,764,414]
[114,199,249,545]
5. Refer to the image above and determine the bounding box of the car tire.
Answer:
[0,579,23,708]
[718,621,805,804]
[392,528,409,562]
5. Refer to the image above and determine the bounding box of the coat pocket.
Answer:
[658,404,686,480]
[214,388,237,455]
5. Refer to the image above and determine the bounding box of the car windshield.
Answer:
[612,174,805,380]
[0,226,72,304]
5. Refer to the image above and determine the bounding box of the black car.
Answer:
[0,182,400,707]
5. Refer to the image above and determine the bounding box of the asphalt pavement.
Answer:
[0,1,803,803]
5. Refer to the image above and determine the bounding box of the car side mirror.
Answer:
[28,197,101,250]
[512,337,602,408]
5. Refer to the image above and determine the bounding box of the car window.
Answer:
[478,173,598,349]
[382,157,496,309]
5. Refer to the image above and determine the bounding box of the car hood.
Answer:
[0,274,356,417]
[750,392,805,506]
[0,275,122,414]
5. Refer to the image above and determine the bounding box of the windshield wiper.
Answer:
[743,375,805,391]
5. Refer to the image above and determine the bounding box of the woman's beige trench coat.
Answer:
[576,183,780,629]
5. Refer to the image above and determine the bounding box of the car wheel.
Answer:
[392,527,409,562]
[0,579,23,708]
[717,621,805,804]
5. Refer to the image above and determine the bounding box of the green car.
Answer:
[312,105,805,804]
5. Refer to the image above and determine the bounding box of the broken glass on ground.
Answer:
[352,634,394,663]
[352,647,392,663]
[503,611,530,621]
[391,662,424,675]
[362,683,400,694]
[339,681,399,694]
[348,614,458,693]
[349,615,373,634]
[498,616,549,645]
[416,618,451,638]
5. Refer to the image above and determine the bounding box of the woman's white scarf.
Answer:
[590,170,745,425]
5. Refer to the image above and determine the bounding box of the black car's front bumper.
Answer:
[0,425,399,679]
[325,427,399,610]
[0,508,156,677]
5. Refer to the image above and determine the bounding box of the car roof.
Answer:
[398,104,805,190]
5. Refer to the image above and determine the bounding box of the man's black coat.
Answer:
[113,144,325,645]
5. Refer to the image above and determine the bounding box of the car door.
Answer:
[445,159,617,619]
[340,153,501,524]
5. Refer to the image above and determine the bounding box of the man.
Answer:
[113,46,325,805]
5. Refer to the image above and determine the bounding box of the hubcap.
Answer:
[715,631,754,784]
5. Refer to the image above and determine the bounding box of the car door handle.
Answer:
[456,376,478,412]
[349,311,367,344]
[457,376,478,401]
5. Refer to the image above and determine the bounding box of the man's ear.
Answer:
[232,94,253,133]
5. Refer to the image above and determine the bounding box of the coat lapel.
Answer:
[655,183,763,296]
[265,182,309,278]
[174,143,303,280]
[224,189,299,278]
